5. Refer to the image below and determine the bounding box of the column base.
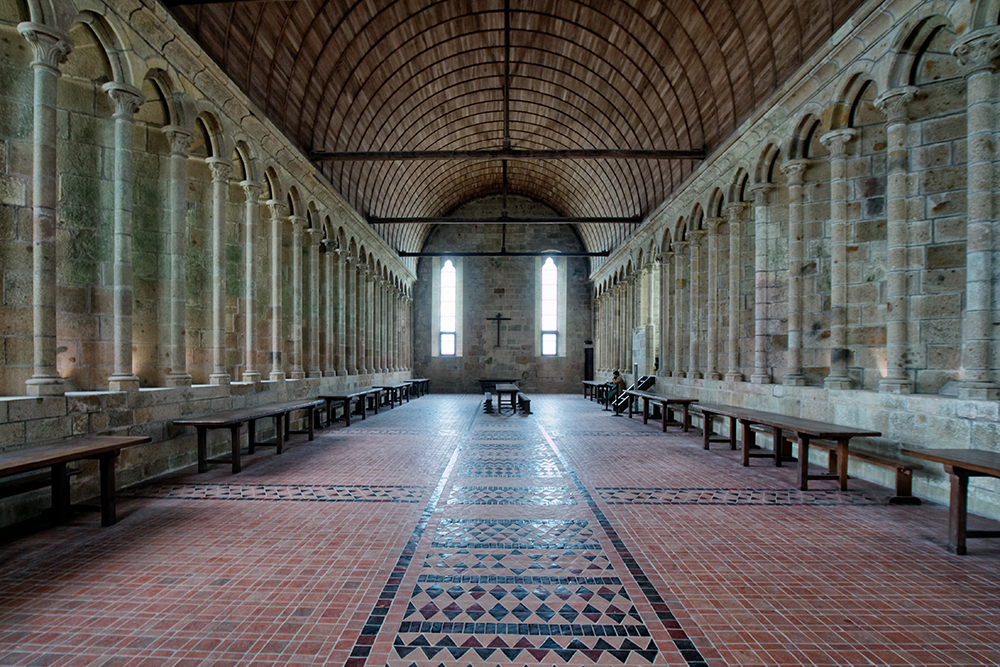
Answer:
[704,371,721,380]
[241,371,262,384]
[783,374,806,386]
[824,376,852,390]
[290,371,306,380]
[269,371,286,383]
[165,373,192,387]
[210,373,232,385]
[688,371,702,380]
[337,369,348,377]
[750,372,771,384]
[308,370,323,379]
[878,377,913,394]
[26,375,65,396]
[957,381,1000,401]
[108,375,140,392]
[724,371,743,383]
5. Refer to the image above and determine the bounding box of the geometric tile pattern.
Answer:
[596,487,885,505]
[446,486,576,506]
[456,457,562,477]
[122,483,426,503]
[432,519,597,549]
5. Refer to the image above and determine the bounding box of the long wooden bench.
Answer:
[410,378,430,397]
[319,392,367,427]
[483,391,494,414]
[174,398,324,474]
[805,438,922,503]
[517,392,532,414]
[697,403,881,491]
[625,389,696,432]
[0,435,151,526]
[377,383,411,407]
[365,387,390,413]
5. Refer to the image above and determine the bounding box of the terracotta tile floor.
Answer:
[2,394,1000,666]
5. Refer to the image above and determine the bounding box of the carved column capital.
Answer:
[240,180,262,201]
[103,82,144,121]
[749,182,774,207]
[724,202,748,222]
[819,128,858,158]
[953,26,1000,74]
[780,159,811,185]
[306,227,324,246]
[18,22,72,71]
[289,214,307,235]
[705,217,725,234]
[206,157,233,182]
[688,229,706,246]
[163,125,195,156]
[874,86,919,124]
[266,199,287,220]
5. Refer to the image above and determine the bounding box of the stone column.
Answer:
[724,204,746,382]
[345,256,358,375]
[820,129,857,389]
[705,219,724,380]
[356,263,368,375]
[380,279,389,373]
[334,249,348,375]
[163,126,194,386]
[875,86,918,394]
[781,159,810,386]
[954,28,1000,399]
[307,227,322,378]
[289,215,306,380]
[688,230,705,378]
[673,241,688,376]
[626,275,635,373]
[103,82,144,391]
[405,294,413,370]
[207,158,232,385]
[240,180,262,383]
[323,240,336,376]
[391,287,400,372]
[19,23,72,396]
[749,183,774,384]
[657,252,671,377]
[267,200,286,382]
[366,271,376,374]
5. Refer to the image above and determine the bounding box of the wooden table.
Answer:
[494,383,520,414]
[900,448,1000,554]
[0,435,151,526]
[478,378,519,393]
[698,404,881,491]
[410,378,430,397]
[319,392,366,427]
[625,389,697,432]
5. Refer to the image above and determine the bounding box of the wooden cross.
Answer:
[486,312,511,347]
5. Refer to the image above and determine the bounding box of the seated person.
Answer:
[605,370,627,406]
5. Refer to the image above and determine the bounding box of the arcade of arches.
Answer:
[3,0,1000,527]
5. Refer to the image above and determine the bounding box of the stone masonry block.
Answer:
[921,115,966,145]
[921,166,965,194]
[25,416,73,442]
[67,393,107,414]
[8,396,68,422]
[0,422,25,450]
[0,174,26,207]
[926,243,965,269]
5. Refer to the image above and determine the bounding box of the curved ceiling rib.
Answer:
[169,0,867,257]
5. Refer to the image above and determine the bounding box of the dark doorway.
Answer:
[584,348,594,381]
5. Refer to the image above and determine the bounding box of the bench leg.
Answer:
[798,436,811,491]
[51,461,70,523]
[702,413,711,448]
[836,439,849,491]
[308,408,316,441]
[728,416,737,450]
[774,428,784,468]
[247,418,257,454]
[946,467,968,555]
[197,427,208,473]
[344,398,352,427]
[231,425,242,474]
[682,404,690,432]
[99,452,118,527]
[284,412,291,441]
[275,415,284,454]
[741,420,754,466]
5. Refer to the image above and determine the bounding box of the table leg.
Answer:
[741,420,754,466]
[275,415,284,454]
[702,411,711,447]
[344,398,352,427]
[284,412,291,441]
[197,427,208,473]
[99,452,118,527]
[307,407,316,441]
[50,461,70,523]
[682,404,690,432]
[247,418,257,454]
[945,466,968,555]
[773,427,783,467]
[231,424,242,474]
[798,435,811,491]
[836,438,849,491]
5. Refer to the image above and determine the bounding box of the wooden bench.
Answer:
[0,435,151,526]
[483,391,494,414]
[378,383,411,407]
[901,448,1000,554]
[625,389,696,432]
[697,403,881,491]
[410,378,430,397]
[582,380,607,402]
[319,392,367,427]
[174,398,324,474]
[517,392,532,414]
[792,438,921,504]
[365,387,390,413]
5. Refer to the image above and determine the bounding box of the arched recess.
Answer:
[888,14,959,89]
[25,0,77,33]
[727,168,750,206]
[753,142,782,186]
[72,10,134,86]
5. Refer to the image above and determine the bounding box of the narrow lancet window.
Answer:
[541,257,558,356]
[440,260,457,355]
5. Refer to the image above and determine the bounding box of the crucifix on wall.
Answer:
[486,312,511,347]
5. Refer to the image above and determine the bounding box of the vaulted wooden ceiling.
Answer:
[168,0,866,259]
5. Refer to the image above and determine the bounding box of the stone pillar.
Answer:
[163,126,194,386]
[345,256,358,375]
[374,278,384,375]
[724,203,746,382]
[366,271,376,374]
[289,216,306,380]
[657,252,670,377]
[323,240,335,376]
[405,294,413,370]
[19,23,72,396]
[267,200,286,382]
[307,228,323,378]
[954,28,1000,399]
[103,82,144,391]
[356,263,368,375]
[207,158,233,385]
[705,219,724,380]
[334,250,348,375]
[781,159,810,386]
[380,280,389,373]
[688,230,705,379]
[391,287,400,372]
[673,241,688,376]
[820,129,857,389]
[749,183,774,384]
[626,275,635,373]
[875,86,918,394]
[240,180,262,383]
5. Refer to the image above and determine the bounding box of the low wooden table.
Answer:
[0,435,151,526]
[494,383,520,414]
[319,392,367,427]
[698,404,881,491]
[410,379,430,397]
[582,380,608,402]
[625,390,696,432]
[901,448,1000,554]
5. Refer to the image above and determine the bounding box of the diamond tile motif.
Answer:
[433,519,596,547]
[123,483,426,502]
[596,487,884,505]
[446,486,576,505]
[456,457,562,478]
